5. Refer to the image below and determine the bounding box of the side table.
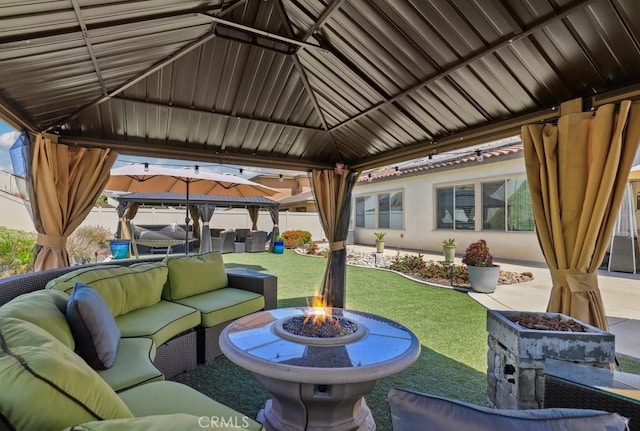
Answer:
[233,242,245,253]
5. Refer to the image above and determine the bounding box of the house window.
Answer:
[357,192,403,229]
[482,178,534,232]
[378,192,403,229]
[436,185,474,230]
[356,195,375,228]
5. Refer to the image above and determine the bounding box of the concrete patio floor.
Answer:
[347,244,640,360]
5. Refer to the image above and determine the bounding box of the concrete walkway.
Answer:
[347,245,640,360]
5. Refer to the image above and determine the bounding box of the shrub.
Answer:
[67,225,113,265]
[462,239,493,267]
[374,231,386,240]
[74,225,113,247]
[282,230,312,248]
[0,227,36,276]
[388,253,427,273]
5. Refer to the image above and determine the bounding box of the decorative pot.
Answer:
[467,264,500,293]
[273,242,285,254]
[109,240,130,259]
[375,239,385,253]
[443,246,456,263]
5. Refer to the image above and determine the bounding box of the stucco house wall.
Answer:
[353,153,546,264]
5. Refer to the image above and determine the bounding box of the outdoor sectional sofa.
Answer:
[0,251,277,430]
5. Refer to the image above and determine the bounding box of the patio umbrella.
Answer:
[522,100,640,330]
[105,164,278,253]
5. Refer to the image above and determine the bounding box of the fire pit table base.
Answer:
[219,308,420,431]
[254,375,376,431]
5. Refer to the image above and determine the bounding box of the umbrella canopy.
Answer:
[106,164,278,197]
[105,164,278,253]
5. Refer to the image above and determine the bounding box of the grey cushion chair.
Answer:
[387,388,628,431]
[212,230,236,254]
[234,228,251,243]
[244,231,268,252]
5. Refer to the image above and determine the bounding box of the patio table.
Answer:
[220,307,421,431]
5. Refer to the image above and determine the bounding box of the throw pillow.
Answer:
[162,252,228,300]
[387,388,628,431]
[67,283,121,369]
[0,317,132,430]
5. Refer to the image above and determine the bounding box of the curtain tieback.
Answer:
[203,222,210,226]
[550,269,597,293]
[329,240,346,251]
[37,233,67,249]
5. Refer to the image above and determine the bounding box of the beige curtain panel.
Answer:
[311,168,359,308]
[30,134,118,270]
[522,100,640,330]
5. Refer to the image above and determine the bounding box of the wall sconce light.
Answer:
[367,173,372,182]
[335,162,344,176]
[476,150,483,162]
[395,166,400,176]
[194,165,199,174]
[239,168,243,175]
[144,162,149,172]
[279,174,284,182]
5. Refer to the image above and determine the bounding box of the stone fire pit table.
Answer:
[219,307,421,431]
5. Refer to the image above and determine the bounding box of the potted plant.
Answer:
[442,238,456,264]
[109,239,130,260]
[273,236,285,254]
[462,239,500,293]
[374,232,386,253]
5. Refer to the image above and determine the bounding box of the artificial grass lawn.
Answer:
[173,251,488,431]
[172,250,640,430]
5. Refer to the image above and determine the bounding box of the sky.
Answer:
[0,119,296,178]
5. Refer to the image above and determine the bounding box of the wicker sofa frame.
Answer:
[543,359,640,431]
[0,256,277,377]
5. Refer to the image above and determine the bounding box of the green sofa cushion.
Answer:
[174,288,265,328]
[97,337,163,393]
[115,300,200,347]
[118,381,264,431]
[46,262,168,317]
[0,317,133,430]
[0,289,75,349]
[62,414,226,430]
[98,337,164,392]
[163,252,228,300]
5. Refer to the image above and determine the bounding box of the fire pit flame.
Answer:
[303,289,337,327]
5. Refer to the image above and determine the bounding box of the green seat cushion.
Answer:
[46,262,168,317]
[0,318,133,430]
[118,381,264,431]
[97,337,163,393]
[163,252,228,300]
[62,414,230,430]
[115,300,200,346]
[174,288,265,328]
[0,289,74,349]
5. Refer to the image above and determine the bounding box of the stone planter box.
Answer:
[486,309,615,410]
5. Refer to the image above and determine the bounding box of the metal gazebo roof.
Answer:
[113,192,279,209]
[1,0,639,171]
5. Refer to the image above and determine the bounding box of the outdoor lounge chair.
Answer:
[244,231,268,252]
[211,230,236,254]
[234,228,251,242]
[128,222,193,258]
